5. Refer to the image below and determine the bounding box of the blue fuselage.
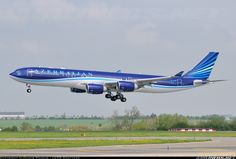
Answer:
[9,52,219,102]
[9,67,203,94]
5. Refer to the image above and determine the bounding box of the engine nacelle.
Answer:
[193,80,203,86]
[117,81,138,92]
[86,84,105,94]
[70,88,86,93]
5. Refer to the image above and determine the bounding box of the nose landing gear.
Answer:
[26,84,32,93]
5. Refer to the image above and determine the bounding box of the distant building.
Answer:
[0,112,25,119]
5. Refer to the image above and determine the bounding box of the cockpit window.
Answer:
[16,70,22,76]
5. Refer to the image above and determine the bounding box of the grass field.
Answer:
[0,139,208,149]
[0,131,235,138]
[0,119,109,128]
[0,119,233,150]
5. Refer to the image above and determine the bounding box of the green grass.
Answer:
[0,119,109,128]
[0,139,208,149]
[0,131,235,138]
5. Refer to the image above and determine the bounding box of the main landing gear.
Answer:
[105,92,127,102]
[26,84,32,93]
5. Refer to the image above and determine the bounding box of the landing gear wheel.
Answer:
[105,94,112,98]
[121,97,127,102]
[111,96,117,101]
[116,95,121,99]
[26,83,31,93]
[27,89,32,93]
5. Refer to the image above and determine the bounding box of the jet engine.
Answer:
[117,81,138,92]
[86,84,105,94]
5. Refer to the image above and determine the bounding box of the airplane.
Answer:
[9,52,223,102]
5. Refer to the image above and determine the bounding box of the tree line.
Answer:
[1,107,236,132]
[110,107,236,131]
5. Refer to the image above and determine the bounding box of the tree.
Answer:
[110,107,140,131]
[132,120,147,130]
[11,126,18,132]
[35,125,41,131]
[2,126,18,132]
[145,117,158,130]
[172,114,189,128]
[21,122,33,132]
[61,113,66,119]
[122,106,140,130]
[150,113,157,118]
[230,118,236,131]
[111,110,122,130]
[45,126,57,132]
[156,114,188,130]
[206,115,229,130]
[156,114,174,130]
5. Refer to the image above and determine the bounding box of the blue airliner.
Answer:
[9,52,222,102]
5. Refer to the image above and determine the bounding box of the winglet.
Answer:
[116,70,122,73]
[175,71,184,77]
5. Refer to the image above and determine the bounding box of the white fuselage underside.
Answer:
[11,76,198,93]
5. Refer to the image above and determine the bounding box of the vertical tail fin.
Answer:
[183,52,219,80]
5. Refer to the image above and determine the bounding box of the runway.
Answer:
[0,137,235,156]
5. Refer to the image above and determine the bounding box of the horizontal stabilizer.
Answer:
[207,79,227,83]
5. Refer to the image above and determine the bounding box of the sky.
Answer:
[0,0,235,117]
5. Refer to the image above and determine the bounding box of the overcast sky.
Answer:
[0,0,235,117]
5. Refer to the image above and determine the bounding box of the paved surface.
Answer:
[0,137,235,156]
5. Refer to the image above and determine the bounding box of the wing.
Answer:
[133,76,175,85]
[105,75,176,90]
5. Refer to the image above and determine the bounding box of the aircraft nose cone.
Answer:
[9,71,16,78]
